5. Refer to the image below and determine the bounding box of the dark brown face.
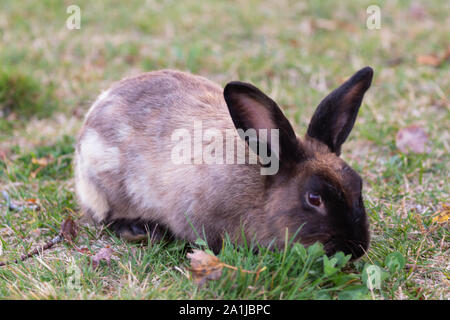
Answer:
[224,67,374,259]
[262,148,370,260]
[295,154,369,259]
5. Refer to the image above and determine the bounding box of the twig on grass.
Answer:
[0,216,77,267]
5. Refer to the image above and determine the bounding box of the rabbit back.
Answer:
[74,70,263,243]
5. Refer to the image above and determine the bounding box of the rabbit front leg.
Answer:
[107,218,173,242]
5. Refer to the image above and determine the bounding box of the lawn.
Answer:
[0,0,448,299]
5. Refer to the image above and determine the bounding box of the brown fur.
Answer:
[75,68,373,258]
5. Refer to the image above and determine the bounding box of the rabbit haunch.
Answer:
[75,68,373,259]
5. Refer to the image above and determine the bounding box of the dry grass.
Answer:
[0,0,448,299]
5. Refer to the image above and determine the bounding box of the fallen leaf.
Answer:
[432,204,449,224]
[186,249,267,286]
[289,38,300,48]
[187,249,224,285]
[416,47,450,67]
[91,247,113,269]
[75,247,91,254]
[31,156,52,166]
[30,156,53,178]
[395,125,429,154]
[60,217,77,243]
[417,54,441,67]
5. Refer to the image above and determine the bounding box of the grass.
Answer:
[0,0,448,299]
[0,68,57,120]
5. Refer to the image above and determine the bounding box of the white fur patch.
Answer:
[125,154,162,212]
[76,128,120,221]
[74,157,110,222]
[79,129,120,172]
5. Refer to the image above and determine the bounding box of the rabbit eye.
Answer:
[307,192,322,207]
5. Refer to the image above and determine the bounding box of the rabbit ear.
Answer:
[224,81,303,168]
[307,67,373,156]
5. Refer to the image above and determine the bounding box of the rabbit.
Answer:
[74,66,373,259]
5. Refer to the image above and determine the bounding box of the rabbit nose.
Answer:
[348,244,367,260]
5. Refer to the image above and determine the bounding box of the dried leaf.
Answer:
[91,247,113,269]
[432,204,449,224]
[30,156,53,178]
[186,249,267,286]
[187,249,224,285]
[395,125,429,154]
[31,156,53,166]
[60,217,78,242]
[416,47,450,67]
[75,247,91,254]
[417,54,441,67]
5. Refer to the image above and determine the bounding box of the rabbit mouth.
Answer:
[298,235,367,260]
[323,238,369,260]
